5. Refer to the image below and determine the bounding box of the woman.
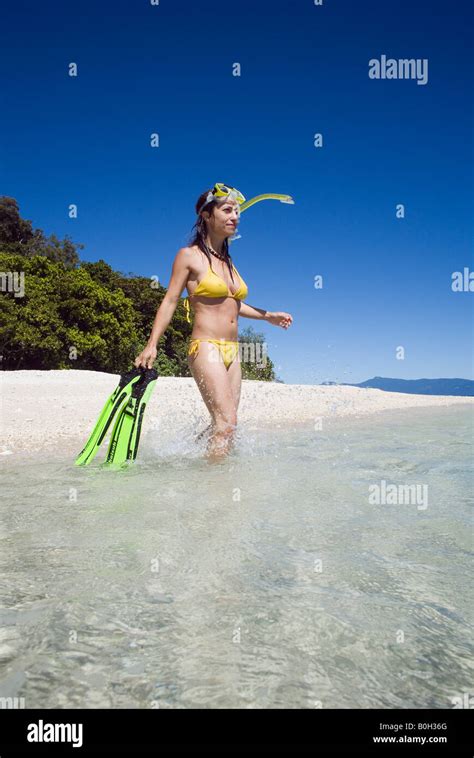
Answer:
[134,184,293,461]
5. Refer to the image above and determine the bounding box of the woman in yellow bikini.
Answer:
[134,184,293,460]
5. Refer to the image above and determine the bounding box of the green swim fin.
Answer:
[105,368,158,466]
[75,368,144,466]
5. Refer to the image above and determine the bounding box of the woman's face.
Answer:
[204,199,240,237]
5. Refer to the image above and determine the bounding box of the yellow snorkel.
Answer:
[239,193,295,213]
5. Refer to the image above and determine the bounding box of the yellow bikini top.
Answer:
[183,263,248,323]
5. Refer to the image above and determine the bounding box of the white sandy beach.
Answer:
[0,369,472,456]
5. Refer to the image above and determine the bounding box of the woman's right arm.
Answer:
[134,247,193,369]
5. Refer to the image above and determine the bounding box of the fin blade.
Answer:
[74,369,142,466]
[105,370,158,466]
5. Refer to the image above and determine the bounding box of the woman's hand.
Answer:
[266,311,293,329]
[134,343,157,369]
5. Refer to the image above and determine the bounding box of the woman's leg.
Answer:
[194,357,241,443]
[226,351,242,416]
[188,342,238,460]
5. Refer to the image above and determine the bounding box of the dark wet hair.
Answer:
[187,190,236,284]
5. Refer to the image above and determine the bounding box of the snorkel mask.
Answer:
[199,183,245,215]
[199,183,295,241]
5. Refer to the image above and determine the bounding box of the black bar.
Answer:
[0,708,471,755]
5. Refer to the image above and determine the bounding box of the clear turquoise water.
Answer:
[0,404,472,708]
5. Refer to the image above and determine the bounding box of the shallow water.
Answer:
[0,405,472,709]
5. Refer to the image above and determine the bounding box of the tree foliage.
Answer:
[0,196,83,267]
[0,253,139,371]
[238,325,276,381]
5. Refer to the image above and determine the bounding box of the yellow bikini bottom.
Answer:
[188,339,240,370]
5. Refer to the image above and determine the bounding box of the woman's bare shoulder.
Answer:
[175,245,205,270]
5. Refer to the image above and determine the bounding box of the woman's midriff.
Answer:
[189,296,240,341]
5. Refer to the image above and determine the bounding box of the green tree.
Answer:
[0,196,83,267]
[80,259,123,290]
[238,325,276,381]
[0,253,139,371]
[81,262,193,376]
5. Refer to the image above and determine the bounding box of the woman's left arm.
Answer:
[239,303,293,329]
[239,303,269,320]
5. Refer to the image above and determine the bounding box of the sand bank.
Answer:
[0,370,472,456]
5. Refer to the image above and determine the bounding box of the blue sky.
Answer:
[1,0,472,384]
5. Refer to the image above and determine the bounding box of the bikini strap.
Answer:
[183,297,192,323]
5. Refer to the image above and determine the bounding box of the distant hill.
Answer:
[321,377,474,397]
